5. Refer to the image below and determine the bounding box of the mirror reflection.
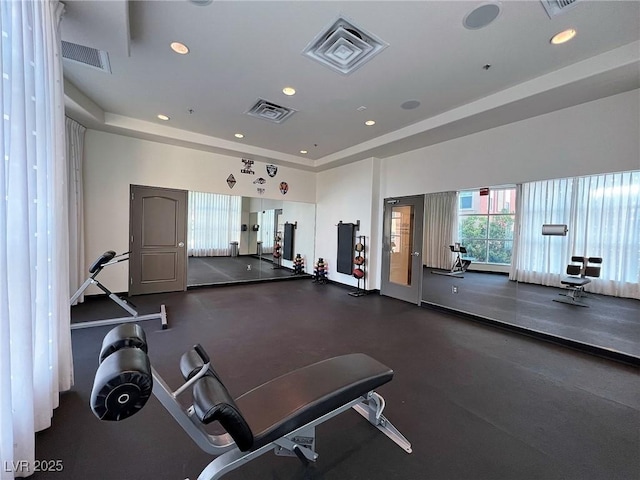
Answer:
[422,170,639,358]
[186,192,314,286]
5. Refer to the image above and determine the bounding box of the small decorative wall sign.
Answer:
[279,182,289,195]
[226,174,237,189]
[257,188,265,195]
[266,164,278,177]
[241,158,255,174]
[253,177,266,185]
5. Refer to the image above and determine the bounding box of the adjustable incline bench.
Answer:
[91,324,412,480]
[70,251,167,330]
[553,256,602,307]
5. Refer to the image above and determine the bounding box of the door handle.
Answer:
[178,242,185,247]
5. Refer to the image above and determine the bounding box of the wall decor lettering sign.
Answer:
[279,182,289,195]
[253,177,266,184]
[226,174,237,189]
[241,158,255,174]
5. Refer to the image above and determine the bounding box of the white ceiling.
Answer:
[61,0,640,172]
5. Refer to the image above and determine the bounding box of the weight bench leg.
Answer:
[196,443,274,480]
[352,392,412,453]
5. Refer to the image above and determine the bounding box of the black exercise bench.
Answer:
[91,324,412,479]
[553,256,602,307]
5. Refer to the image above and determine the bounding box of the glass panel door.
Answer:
[381,195,424,304]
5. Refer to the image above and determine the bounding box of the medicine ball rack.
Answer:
[272,231,283,269]
[349,235,367,297]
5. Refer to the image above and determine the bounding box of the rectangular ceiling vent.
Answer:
[61,41,111,73]
[246,99,296,124]
[540,0,581,18]
[302,16,388,75]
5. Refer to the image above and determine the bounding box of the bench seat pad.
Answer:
[562,277,591,287]
[234,353,393,450]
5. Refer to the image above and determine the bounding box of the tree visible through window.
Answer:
[458,188,516,265]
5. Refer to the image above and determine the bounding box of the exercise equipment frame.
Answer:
[151,362,411,480]
[70,251,168,330]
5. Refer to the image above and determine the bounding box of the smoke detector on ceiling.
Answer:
[540,0,581,18]
[246,99,296,124]
[303,16,388,75]
[61,41,111,73]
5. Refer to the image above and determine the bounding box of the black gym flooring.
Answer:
[36,280,638,479]
[423,268,640,360]
[188,255,307,286]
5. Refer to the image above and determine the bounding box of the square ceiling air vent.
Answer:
[62,40,111,73]
[246,99,296,124]
[302,16,388,75]
[540,0,581,18]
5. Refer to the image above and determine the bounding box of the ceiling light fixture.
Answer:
[234,133,244,139]
[551,28,577,45]
[170,42,190,54]
[282,87,296,96]
[157,114,170,121]
[300,150,308,154]
[365,120,376,126]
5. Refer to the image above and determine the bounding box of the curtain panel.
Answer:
[512,171,639,299]
[1,1,74,478]
[259,209,275,254]
[66,117,85,304]
[187,191,241,256]
[423,192,458,269]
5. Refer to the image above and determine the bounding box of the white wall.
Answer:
[280,202,316,272]
[83,90,639,294]
[314,90,639,291]
[315,158,376,289]
[83,131,316,292]
[381,90,640,198]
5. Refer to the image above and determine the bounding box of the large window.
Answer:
[458,188,516,264]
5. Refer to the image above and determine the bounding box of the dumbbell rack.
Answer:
[313,258,328,284]
[348,235,367,297]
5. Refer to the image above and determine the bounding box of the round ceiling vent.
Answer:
[463,3,501,30]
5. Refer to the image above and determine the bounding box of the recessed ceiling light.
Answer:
[234,133,244,139]
[282,87,296,96]
[170,42,189,54]
[157,114,170,121]
[551,28,577,45]
[300,150,308,154]
[365,120,376,126]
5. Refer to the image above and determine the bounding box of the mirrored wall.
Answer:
[187,193,315,286]
[421,170,640,361]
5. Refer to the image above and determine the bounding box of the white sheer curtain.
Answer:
[259,209,275,254]
[1,2,73,478]
[512,172,639,299]
[423,192,458,269]
[512,177,572,285]
[188,191,241,256]
[66,117,85,304]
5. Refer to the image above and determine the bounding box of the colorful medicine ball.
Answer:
[353,268,364,279]
[355,243,364,252]
[354,256,364,265]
